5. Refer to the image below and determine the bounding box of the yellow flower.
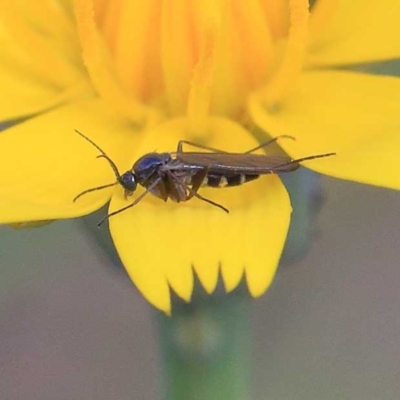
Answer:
[1,0,399,313]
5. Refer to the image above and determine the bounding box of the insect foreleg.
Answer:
[98,177,162,226]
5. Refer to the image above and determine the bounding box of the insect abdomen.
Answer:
[205,173,259,188]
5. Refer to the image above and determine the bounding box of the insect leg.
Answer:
[243,135,295,154]
[190,190,230,213]
[166,171,229,213]
[177,135,295,154]
[177,140,229,154]
[98,177,162,226]
[186,168,209,200]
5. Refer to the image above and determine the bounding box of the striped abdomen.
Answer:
[202,173,259,188]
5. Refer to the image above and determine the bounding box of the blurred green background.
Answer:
[1,175,399,400]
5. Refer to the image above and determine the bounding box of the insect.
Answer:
[73,130,335,226]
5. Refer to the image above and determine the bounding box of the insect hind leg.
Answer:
[244,135,295,153]
[186,168,209,200]
[177,140,229,154]
[190,191,229,213]
[177,135,295,154]
[166,170,229,213]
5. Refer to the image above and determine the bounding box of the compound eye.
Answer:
[120,172,137,191]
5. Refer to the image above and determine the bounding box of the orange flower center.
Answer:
[88,0,310,122]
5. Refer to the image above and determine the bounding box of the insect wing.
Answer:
[176,152,299,174]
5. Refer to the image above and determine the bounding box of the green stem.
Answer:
[157,289,251,400]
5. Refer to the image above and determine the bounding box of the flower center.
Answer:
[85,0,310,121]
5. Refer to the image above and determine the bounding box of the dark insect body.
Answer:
[73,130,335,226]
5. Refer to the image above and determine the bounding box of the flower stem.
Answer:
[156,289,251,400]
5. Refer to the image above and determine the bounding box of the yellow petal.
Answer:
[0,99,139,223]
[308,0,400,65]
[73,0,159,125]
[0,1,83,87]
[0,27,58,120]
[249,70,400,189]
[0,61,59,121]
[261,0,289,39]
[0,4,89,120]
[113,0,162,101]
[0,51,92,120]
[186,1,222,130]
[108,117,291,313]
[263,0,309,105]
[206,0,274,117]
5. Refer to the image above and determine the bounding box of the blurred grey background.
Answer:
[1,175,399,400]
